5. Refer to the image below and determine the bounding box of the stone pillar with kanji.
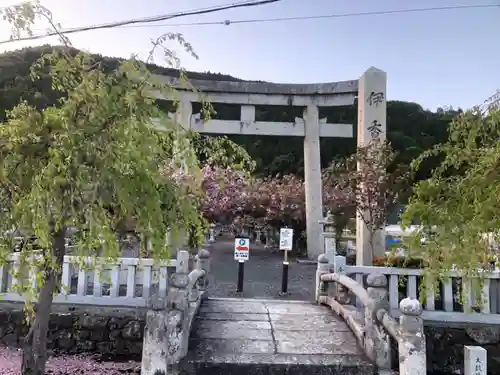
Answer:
[356,67,387,266]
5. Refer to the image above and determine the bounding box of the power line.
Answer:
[0,0,281,45]
[117,3,500,29]
[1,2,497,44]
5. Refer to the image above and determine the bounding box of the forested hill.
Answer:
[0,45,244,123]
[0,45,461,180]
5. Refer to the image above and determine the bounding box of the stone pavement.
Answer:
[206,240,317,300]
[183,298,374,375]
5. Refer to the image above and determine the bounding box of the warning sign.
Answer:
[279,228,294,251]
[234,238,250,261]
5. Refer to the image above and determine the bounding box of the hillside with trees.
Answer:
[0,45,460,181]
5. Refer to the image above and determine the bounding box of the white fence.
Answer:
[334,255,500,324]
[0,253,184,307]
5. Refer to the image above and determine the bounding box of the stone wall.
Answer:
[2,302,500,374]
[0,303,146,358]
[388,324,500,374]
[425,325,500,374]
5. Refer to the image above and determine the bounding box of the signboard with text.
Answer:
[279,228,294,251]
[234,238,250,261]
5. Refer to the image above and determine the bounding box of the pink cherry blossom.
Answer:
[0,347,140,375]
[201,166,247,221]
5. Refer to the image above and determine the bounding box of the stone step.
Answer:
[181,354,375,375]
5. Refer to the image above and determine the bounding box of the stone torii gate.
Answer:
[156,67,387,263]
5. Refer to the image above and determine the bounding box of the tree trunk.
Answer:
[21,229,66,375]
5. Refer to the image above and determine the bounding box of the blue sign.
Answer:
[234,238,250,260]
[386,238,402,245]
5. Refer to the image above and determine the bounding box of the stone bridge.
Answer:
[2,243,499,374]
[141,249,428,375]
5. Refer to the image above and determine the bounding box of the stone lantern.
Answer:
[319,211,336,264]
[255,226,262,244]
[208,223,216,243]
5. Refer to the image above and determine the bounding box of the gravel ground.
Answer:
[205,240,316,300]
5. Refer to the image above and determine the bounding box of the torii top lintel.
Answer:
[155,75,359,96]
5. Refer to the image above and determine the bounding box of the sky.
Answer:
[0,0,498,111]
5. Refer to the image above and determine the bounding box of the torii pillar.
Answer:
[356,67,387,266]
[304,104,323,259]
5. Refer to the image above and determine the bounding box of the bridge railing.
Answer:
[141,248,211,375]
[317,254,500,374]
[328,255,500,323]
[316,254,426,375]
[0,252,183,307]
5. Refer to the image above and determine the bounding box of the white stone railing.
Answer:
[317,254,425,374]
[0,252,185,307]
[316,254,500,373]
[330,256,500,324]
[141,249,211,375]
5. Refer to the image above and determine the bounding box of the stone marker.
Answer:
[464,346,487,375]
[356,67,387,266]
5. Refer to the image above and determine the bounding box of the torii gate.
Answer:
[156,67,387,263]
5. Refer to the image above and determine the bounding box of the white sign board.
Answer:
[234,238,250,261]
[279,228,294,251]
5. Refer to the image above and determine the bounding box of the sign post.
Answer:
[279,228,293,295]
[234,238,250,293]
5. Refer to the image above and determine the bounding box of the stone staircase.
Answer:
[181,298,375,375]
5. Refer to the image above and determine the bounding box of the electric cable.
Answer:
[0,0,281,45]
[0,3,497,45]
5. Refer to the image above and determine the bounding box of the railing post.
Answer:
[316,254,329,302]
[333,255,350,304]
[165,270,190,373]
[141,288,169,375]
[196,248,211,293]
[364,274,391,370]
[399,297,426,375]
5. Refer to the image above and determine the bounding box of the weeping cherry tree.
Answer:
[0,2,206,374]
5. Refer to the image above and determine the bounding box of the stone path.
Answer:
[183,298,374,375]
[206,240,317,300]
